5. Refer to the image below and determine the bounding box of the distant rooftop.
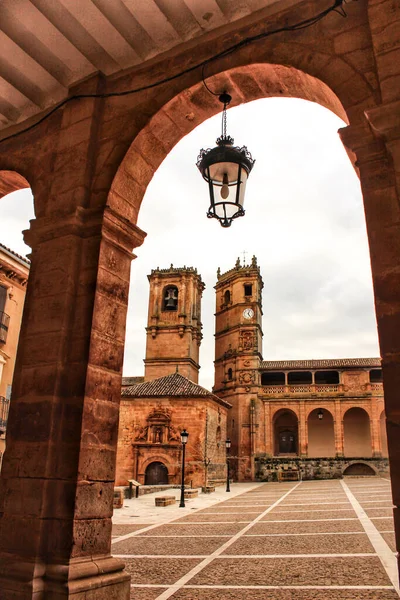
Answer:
[261,358,381,370]
[122,376,145,387]
[121,371,231,408]
[0,242,30,267]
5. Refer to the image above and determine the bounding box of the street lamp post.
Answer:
[179,429,189,508]
[225,438,231,492]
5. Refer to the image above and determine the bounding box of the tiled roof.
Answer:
[0,242,30,266]
[260,358,381,370]
[121,372,231,407]
[122,376,144,386]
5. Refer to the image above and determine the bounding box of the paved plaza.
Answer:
[112,479,399,599]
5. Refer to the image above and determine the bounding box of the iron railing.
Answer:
[0,396,10,432]
[0,311,10,343]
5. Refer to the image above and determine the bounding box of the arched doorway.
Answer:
[343,463,376,477]
[343,408,372,457]
[145,461,169,485]
[274,409,298,455]
[380,411,388,458]
[307,409,335,457]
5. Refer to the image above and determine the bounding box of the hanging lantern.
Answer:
[318,408,324,420]
[197,93,255,228]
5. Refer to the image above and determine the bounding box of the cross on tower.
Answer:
[241,250,248,265]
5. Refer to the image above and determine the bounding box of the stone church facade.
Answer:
[117,259,387,486]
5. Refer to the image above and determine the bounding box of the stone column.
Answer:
[0,79,147,597]
[334,399,344,457]
[0,205,145,599]
[340,105,400,572]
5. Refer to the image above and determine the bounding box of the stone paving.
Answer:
[111,479,399,599]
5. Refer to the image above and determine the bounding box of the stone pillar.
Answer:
[264,401,272,456]
[334,400,344,457]
[340,104,400,573]
[0,77,147,597]
[299,401,307,457]
[370,402,381,458]
[0,205,145,599]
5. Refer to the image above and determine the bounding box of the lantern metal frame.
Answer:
[197,93,255,228]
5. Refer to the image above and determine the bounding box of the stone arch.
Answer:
[144,461,169,485]
[343,407,372,457]
[343,461,377,477]
[0,170,30,200]
[307,408,335,458]
[273,408,299,456]
[107,62,356,226]
[380,410,388,458]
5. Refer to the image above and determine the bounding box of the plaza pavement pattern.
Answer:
[111,478,399,599]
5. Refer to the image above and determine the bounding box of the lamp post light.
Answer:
[179,429,189,508]
[197,93,255,228]
[225,438,231,492]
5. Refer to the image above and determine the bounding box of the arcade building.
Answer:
[116,258,387,486]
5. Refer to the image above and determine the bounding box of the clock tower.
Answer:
[214,256,263,480]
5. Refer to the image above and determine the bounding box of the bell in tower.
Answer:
[144,266,205,383]
[163,286,178,310]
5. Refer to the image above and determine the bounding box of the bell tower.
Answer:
[214,256,263,480]
[144,265,205,383]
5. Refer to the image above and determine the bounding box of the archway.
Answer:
[307,409,335,457]
[343,462,376,477]
[145,461,169,485]
[0,177,33,471]
[380,411,388,458]
[273,409,298,456]
[343,407,372,457]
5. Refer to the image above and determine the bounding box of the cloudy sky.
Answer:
[1,97,380,391]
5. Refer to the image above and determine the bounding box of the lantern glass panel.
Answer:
[238,170,248,209]
[209,161,241,184]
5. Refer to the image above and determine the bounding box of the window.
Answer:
[227,368,233,381]
[224,290,231,304]
[261,372,285,385]
[288,371,312,384]
[370,369,383,383]
[163,286,178,311]
[315,370,339,384]
[0,285,6,313]
[244,284,252,297]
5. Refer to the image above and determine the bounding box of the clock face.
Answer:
[243,308,254,320]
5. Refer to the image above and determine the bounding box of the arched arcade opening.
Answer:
[343,407,372,458]
[307,408,335,458]
[273,409,298,456]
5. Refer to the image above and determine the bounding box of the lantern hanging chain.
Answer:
[0,0,352,145]
[222,101,227,139]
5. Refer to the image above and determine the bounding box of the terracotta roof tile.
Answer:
[260,358,381,370]
[121,372,231,407]
[0,242,30,266]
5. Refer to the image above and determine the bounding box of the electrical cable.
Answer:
[0,0,349,145]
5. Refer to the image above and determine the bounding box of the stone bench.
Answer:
[155,496,176,507]
[184,489,198,499]
[202,486,215,494]
[278,470,299,482]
